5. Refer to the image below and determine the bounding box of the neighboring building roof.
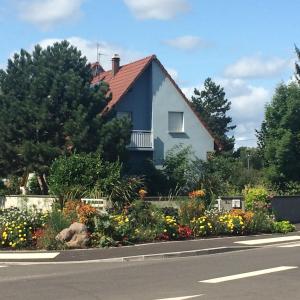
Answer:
[91,55,220,148]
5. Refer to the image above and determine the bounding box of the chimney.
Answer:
[112,54,120,76]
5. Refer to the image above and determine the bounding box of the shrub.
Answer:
[248,211,274,233]
[179,198,205,226]
[109,176,144,209]
[27,174,42,195]
[63,200,97,230]
[163,145,201,194]
[273,221,295,234]
[48,153,122,206]
[191,215,213,237]
[243,186,270,211]
[36,208,73,250]
[216,213,245,235]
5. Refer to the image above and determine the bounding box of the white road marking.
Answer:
[235,236,300,245]
[0,252,60,260]
[154,296,203,300]
[199,266,298,283]
[278,242,300,248]
[0,265,7,268]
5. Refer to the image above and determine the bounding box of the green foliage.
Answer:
[109,176,144,209]
[125,159,170,196]
[163,145,201,194]
[36,208,73,250]
[257,82,300,186]
[248,211,274,233]
[273,221,295,234]
[48,152,122,204]
[295,46,300,83]
[191,78,236,151]
[27,174,42,195]
[243,186,269,211]
[199,152,264,204]
[179,199,205,226]
[273,181,300,195]
[1,176,21,195]
[0,41,131,190]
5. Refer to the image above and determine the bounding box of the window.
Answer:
[117,111,132,120]
[168,112,184,133]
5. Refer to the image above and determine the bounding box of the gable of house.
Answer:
[92,55,218,163]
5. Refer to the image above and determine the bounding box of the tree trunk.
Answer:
[37,174,48,195]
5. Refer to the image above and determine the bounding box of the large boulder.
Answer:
[56,222,89,249]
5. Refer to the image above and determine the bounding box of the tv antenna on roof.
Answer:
[96,43,107,64]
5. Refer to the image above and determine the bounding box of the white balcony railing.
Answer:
[128,130,153,150]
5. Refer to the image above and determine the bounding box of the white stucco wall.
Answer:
[151,61,214,165]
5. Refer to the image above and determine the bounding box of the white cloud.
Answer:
[166,68,179,80]
[124,0,190,20]
[182,78,271,148]
[224,55,290,78]
[218,78,271,147]
[18,0,85,29]
[164,35,209,51]
[36,37,143,70]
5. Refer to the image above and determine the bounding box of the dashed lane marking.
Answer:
[199,266,298,283]
[0,252,60,260]
[278,242,300,248]
[154,295,204,300]
[235,236,300,245]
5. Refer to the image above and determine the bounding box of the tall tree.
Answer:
[295,45,300,83]
[0,41,131,193]
[191,78,236,151]
[257,82,300,185]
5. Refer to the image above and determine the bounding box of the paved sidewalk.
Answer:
[0,230,299,263]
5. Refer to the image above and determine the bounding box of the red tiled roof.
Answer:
[91,55,220,147]
[92,55,155,110]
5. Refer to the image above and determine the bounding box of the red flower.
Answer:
[178,225,192,239]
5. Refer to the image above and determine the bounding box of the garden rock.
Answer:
[56,222,89,249]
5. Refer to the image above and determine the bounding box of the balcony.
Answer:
[128,130,153,150]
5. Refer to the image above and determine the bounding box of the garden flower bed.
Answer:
[0,197,295,250]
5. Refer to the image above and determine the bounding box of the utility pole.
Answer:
[247,153,250,170]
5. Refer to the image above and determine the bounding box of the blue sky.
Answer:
[0,0,299,147]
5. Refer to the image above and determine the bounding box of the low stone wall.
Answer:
[1,196,109,212]
[271,196,300,223]
[1,195,56,211]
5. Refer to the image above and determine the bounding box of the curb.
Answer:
[0,246,258,265]
[120,246,257,262]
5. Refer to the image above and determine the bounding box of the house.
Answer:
[91,54,217,166]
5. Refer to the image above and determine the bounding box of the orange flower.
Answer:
[188,189,205,198]
[138,189,147,199]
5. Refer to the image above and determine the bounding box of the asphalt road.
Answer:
[1,241,300,299]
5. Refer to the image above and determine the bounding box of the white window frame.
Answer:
[168,111,184,133]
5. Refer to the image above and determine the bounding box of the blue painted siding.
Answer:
[151,60,214,165]
[115,65,152,130]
